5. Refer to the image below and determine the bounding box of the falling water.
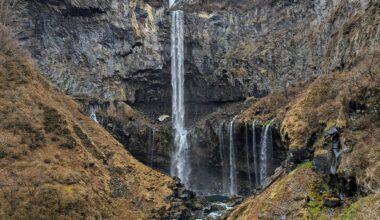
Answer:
[252,122,260,187]
[244,124,252,190]
[330,141,341,175]
[149,127,156,167]
[229,116,238,195]
[218,122,229,195]
[259,125,272,184]
[170,0,190,186]
[90,105,98,123]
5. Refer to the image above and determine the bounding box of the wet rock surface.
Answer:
[186,109,287,195]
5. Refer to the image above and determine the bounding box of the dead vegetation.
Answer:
[235,49,380,219]
[0,0,26,33]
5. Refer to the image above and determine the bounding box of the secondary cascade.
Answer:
[228,116,238,195]
[90,105,99,123]
[259,124,273,184]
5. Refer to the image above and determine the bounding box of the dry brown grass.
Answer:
[239,79,312,124]
[227,166,322,220]
[0,0,26,33]
[0,28,175,219]
[234,51,380,219]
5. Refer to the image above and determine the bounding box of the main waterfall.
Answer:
[169,0,190,186]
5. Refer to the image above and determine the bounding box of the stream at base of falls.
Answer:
[195,195,243,220]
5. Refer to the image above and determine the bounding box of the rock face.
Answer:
[186,110,287,195]
[21,0,379,107]
[99,101,173,173]
[171,0,267,12]
[22,0,172,109]
[182,0,379,103]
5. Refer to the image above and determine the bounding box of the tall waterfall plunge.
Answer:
[169,1,190,187]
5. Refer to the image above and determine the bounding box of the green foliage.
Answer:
[337,195,378,220]
[306,178,330,219]
[296,161,313,170]
[338,203,358,220]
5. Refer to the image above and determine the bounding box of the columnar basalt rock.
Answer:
[182,0,379,104]
[21,0,379,109]
[22,0,172,109]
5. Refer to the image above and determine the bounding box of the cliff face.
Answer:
[22,0,171,108]
[22,0,379,107]
[183,0,379,103]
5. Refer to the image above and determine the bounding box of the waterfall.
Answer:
[330,141,341,175]
[170,0,190,186]
[149,127,156,167]
[252,122,260,187]
[244,124,252,190]
[259,125,272,184]
[218,122,229,195]
[90,105,98,123]
[228,116,238,195]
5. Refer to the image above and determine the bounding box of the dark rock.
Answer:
[327,127,339,136]
[174,176,183,186]
[286,147,314,172]
[210,203,226,212]
[313,151,330,174]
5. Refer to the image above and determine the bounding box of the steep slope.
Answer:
[0,30,175,219]
[227,164,380,220]
[227,57,380,219]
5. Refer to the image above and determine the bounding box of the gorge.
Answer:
[0,0,379,219]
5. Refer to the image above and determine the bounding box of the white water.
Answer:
[259,125,271,184]
[170,0,190,186]
[228,116,238,195]
[330,141,341,175]
[218,122,229,195]
[90,105,98,123]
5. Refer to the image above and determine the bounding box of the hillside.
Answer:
[227,59,380,219]
[0,29,175,219]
